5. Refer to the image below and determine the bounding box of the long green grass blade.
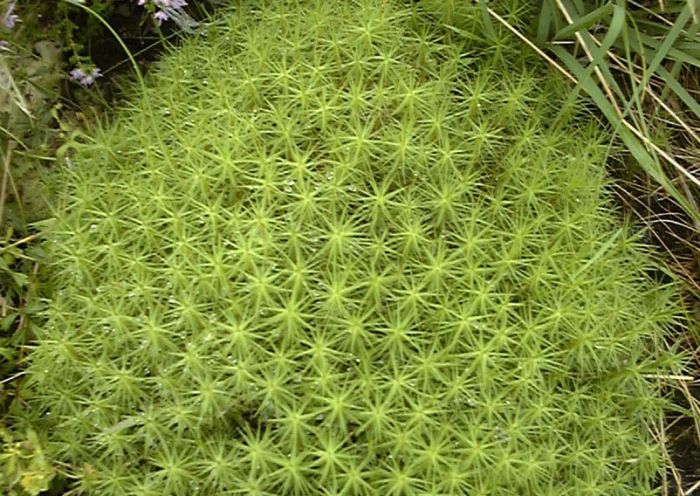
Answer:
[476,0,496,40]
[621,31,700,68]
[675,41,700,55]
[656,64,700,121]
[616,15,654,138]
[554,3,614,40]
[536,0,558,44]
[550,5,627,109]
[638,4,693,99]
[602,3,626,53]
[551,45,700,224]
[579,31,628,103]
[581,5,627,102]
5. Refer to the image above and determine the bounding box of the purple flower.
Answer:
[69,68,85,80]
[138,0,188,24]
[70,67,102,88]
[156,0,181,8]
[82,68,102,86]
[3,2,19,29]
[154,10,169,23]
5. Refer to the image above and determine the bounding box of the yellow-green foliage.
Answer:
[16,1,685,494]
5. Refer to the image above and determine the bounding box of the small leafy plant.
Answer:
[14,0,689,494]
[0,428,55,495]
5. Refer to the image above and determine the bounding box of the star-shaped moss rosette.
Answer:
[18,1,686,494]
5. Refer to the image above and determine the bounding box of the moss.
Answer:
[17,1,686,494]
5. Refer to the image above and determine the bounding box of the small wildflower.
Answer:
[156,0,188,9]
[154,10,169,23]
[2,2,19,29]
[138,0,188,25]
[137,0,195,31]
[70,67,102,88]
[69,68,84,81]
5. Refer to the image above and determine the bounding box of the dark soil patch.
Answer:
[610,154,700,494]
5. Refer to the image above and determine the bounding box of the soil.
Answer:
[610,156,700,494]
[667,390,700,494]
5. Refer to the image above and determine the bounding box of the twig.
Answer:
[0,370,25,384]
[486,7,576,84]
[686,479,700,495]
[554,0,622,115]
[651,417,684,496]
[0,233,40,253]
[642,374,695,381]
[0,140,13,228]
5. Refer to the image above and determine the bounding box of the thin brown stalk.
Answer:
[486,7,576,84]
[0,141,13,228]
[554,0,622,115]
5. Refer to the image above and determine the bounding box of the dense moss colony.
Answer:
[19,1,684,494]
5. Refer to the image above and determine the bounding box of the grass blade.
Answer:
[554,2,614,40]
[551,45,700,225]
[656,64,700,121]
[637,4,693,101]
